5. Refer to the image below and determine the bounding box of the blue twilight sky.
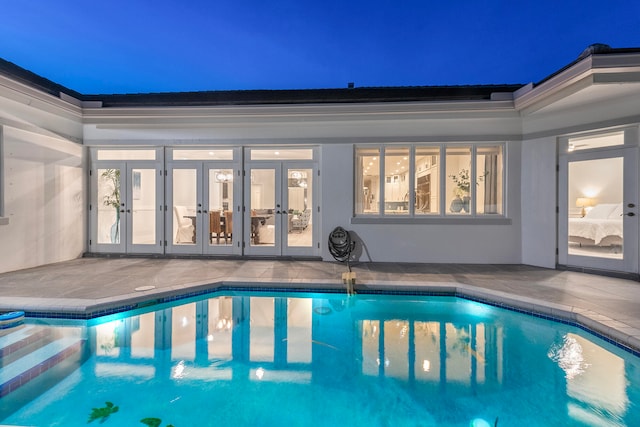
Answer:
[1,0,639,94]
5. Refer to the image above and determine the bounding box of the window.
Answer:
[355,144,505,218]
[384,147,409,215]
[476,145,503,214]
[356,147,380,214]
[415,146,440,215]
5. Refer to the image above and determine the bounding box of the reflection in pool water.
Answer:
[1,293,639,426]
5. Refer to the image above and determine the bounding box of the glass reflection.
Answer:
[80,295,638,426]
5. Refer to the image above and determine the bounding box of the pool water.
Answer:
[1,292,639,426]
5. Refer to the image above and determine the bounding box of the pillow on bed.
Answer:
[608,203,624,219]
[584,203,618,219]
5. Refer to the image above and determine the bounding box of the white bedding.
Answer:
[568,203,623,245]
[568,218,623,245]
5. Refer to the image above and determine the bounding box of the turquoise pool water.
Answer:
[1,292,639,426]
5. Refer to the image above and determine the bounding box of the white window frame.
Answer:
[353,142,509,225]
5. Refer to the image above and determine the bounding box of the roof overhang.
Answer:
[514,52,640,115]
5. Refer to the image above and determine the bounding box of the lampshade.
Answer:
[575,197,594,207]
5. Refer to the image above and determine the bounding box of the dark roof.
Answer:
[0,58,84,100]
[2,45,640,108]
[82,85,523,107]
[0,57,521,107]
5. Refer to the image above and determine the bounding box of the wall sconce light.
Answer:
[575,197,595,217]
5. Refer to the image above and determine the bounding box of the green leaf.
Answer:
[140,418,162,427]
[87,402,119,423]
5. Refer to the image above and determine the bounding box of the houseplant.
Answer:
[449,168,486,212]
[101,169,121,242]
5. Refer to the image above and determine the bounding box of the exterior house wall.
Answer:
[346,140,522,264]
[520,136,557,268]
[2,50,640,274]
[0,81,85,274]
[83,102,524,264]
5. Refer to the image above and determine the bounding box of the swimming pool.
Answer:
[1,291,639,426]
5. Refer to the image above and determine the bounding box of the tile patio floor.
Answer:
[0,258,639,353]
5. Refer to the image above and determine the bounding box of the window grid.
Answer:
[356,143,505,218]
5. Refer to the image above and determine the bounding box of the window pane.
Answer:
[568,131,624,152]
[250,149,313,160]
[173,169,197,245]
[131,169,156,244]
[97,168,121,244]
[356,148,380,214]
[446,146,472,215]
[173,149,233,160]
[476,146,503,215]
[384,147,409,215]
[208,169,234,246]
[287,168,313,247]
[97,150,156,160]
[568,157,623,259]
[415,147,440,215]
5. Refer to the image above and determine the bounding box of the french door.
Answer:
[244,161,318,257]
[166,161,240,255]
[558,130,639,274]
[91,162,164,254]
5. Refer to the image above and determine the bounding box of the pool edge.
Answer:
[2,279,640,356]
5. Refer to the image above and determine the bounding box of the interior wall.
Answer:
[568,157,623,207]
[0,127,84,273]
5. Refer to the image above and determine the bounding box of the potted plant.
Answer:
[101,169,121,242]
[449,169,487,212]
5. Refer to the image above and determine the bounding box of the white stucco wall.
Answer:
[0,80,85,274]
[320,144,354,260]
[0,128,85,273]
[320,141,523,264]
[520,137,559,269]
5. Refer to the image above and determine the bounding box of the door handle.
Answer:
[623,212,635,217]
[627,203,636,208]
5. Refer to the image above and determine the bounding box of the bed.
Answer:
[568,203,623,247]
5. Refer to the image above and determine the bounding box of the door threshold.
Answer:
[556,264,640,281]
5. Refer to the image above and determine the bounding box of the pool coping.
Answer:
[1,278,639,356]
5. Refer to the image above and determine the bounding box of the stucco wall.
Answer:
[0,128,84,273]
[0,81,85,274]
[520,136,558,268]
[321,142,523,264]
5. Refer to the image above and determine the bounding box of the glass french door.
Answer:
[244,162,317,256]
[91,162,164,254]
[166,162,240,255]
[558,130,639,274]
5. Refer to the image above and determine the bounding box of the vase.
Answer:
[450,197,463,213]
[462,196,470,213]
[110,212,120,243]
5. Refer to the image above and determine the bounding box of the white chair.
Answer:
[174,205,194,243]
[257,224,275,244]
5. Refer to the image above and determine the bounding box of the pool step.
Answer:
[0,326,50,367]
[0,327,84,399]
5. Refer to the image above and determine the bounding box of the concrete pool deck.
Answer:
[0,258,639,353]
